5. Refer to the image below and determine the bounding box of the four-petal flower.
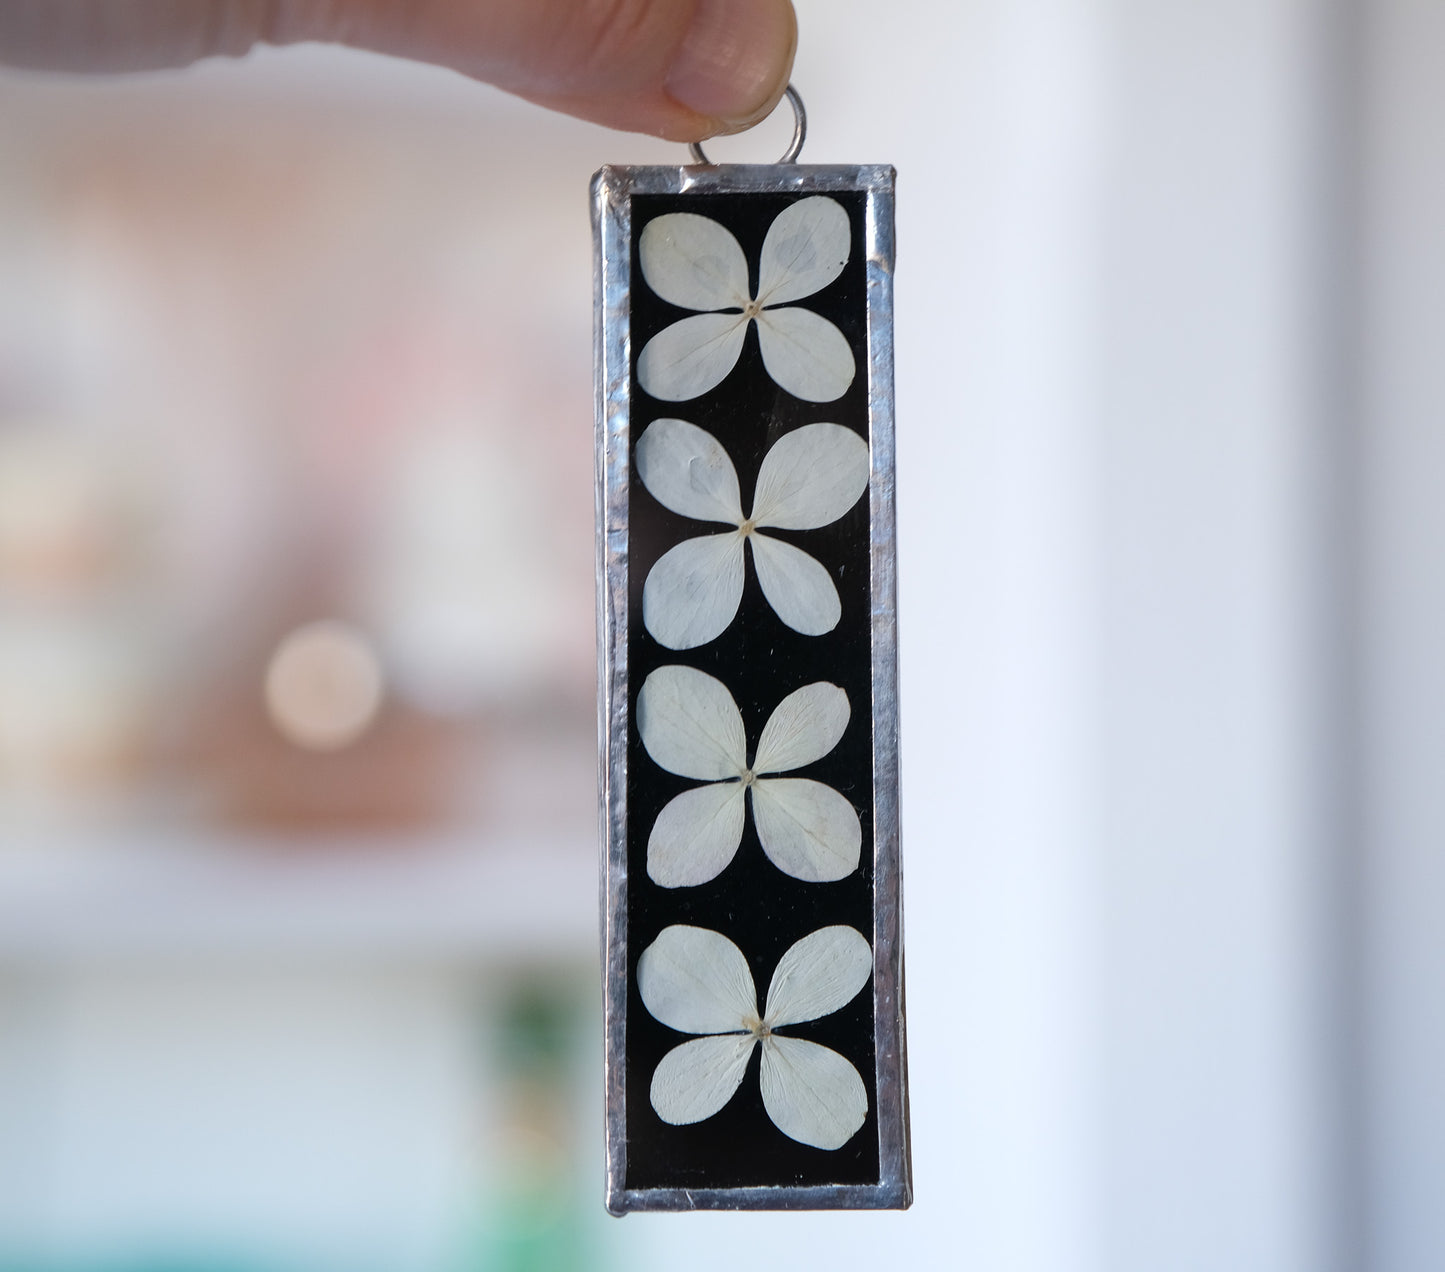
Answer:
[638,418,869,650]
[639,923,872,1150]
[637,197,856,403]
[638,665,861,887]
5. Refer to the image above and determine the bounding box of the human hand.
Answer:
[0,0,797,141]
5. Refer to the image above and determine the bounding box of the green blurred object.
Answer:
[466,976,601,1272]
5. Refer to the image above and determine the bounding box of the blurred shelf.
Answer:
[0,830,597,965]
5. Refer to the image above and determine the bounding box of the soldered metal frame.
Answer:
[593,162,908,1215]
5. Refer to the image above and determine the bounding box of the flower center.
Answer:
[742,299,763,321]
[737,518,756,538]
[740,768,756,787]
[744,1015,771,1039]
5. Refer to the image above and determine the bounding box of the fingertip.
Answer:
[663,0,798,136]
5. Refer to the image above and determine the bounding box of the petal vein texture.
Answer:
[755,306,856,403]
[643,532,746,650]
[636,418,743,524]
[650,1034,756,1125]
[759,1036,868,1150]
[748,534,842,636]
[751,423,869,531]
[756,197,852,307]
[638,312,749,402]
[637,925,756,1034]
[639,213,750,311]
[764,925,873,1026]
[647,781,748,888]
[638,665,746,780]
[753,681,851,775]
[751,777,862,882]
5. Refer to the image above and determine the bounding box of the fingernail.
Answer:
[664,0,796,128]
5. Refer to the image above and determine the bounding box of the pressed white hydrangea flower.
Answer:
[639,923,872,1150]
[637,196,856,403]
[637,418,869,651]
[638,665,861,888]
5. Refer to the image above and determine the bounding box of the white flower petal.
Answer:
[764,925,873,1027]
[635,418,744,525]
[759,1035,867,1150]
[638,924,757,1034]
[752,681,850,775]
[643,532,746,650]
[638,664,747,780]
[755,307,856,402]
[751,423,870,531]
[756,197,852,307]
[750,777,861,883]
[749,534,842,636]
[638,313,748,402]
[648,781,747,888]
[651,1034,756,1125]
[640,212,750,311]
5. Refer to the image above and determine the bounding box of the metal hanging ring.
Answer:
[687,84,806,166]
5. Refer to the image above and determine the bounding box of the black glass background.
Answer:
[624,190,878,1190]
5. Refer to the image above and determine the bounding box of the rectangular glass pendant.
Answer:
[593,163,908,1214]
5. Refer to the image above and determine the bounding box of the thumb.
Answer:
[0,0,798,142]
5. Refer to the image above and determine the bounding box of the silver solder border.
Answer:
[593,163,907,1216]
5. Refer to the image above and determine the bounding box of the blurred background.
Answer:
[0,0,1440,1269]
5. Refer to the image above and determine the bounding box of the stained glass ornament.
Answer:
[593,88,908,1213]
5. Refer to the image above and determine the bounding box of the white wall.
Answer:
[1359,1,1445,1267]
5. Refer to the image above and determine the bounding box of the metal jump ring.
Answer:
[688,83,807,166]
